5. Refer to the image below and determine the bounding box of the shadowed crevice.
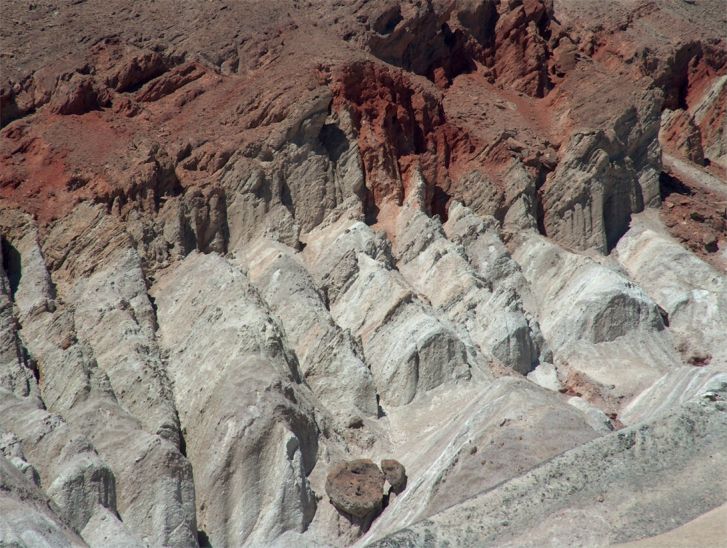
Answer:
[1,237,22,299]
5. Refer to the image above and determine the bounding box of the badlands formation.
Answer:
[1,0,727,546]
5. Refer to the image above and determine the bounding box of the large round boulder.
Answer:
[325,459,385,519]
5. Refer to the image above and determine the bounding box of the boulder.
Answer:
[325,459,385,520]
[380,459,407,494]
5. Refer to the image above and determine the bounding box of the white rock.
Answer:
[362,378,599,542]
[513,233,680,409]
[152,252,318,546]
[527,362,562,392]
[616,212,727,368]
[395,202,543,374]
[368,394,727,546]
[81,506,144,548]
[303,213,485,407]
[239,237,378,419]
[567,396,613,434]
[0,455,86,547]
[621,366,727,425]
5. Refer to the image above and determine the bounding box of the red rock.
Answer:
[659,109,705,165]
[325,459,385,520]
[49,75,110,116]
[0,0,725,254]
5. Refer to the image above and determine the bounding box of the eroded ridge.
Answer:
[1,0,727,546]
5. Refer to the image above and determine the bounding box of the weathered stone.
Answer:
[152,252,317,546]
[325,459,385,519]
[1,1,727,547]
[0,455,86,547]
[380,459,407,493]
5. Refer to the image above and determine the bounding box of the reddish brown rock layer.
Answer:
[325,459,385,520]
[330,62,475,219]
[1,0,726,256]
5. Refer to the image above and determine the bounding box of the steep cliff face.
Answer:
[1,1,727,547]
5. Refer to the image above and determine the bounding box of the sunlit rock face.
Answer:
[1,1,727,546]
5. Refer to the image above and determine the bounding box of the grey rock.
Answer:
[513,232,682,411]
[152,252,318,546]
[369,393,727,547]
[567,396,614,434]
[3,210,197,547]
[616,211,727,368]
[526,362,562,392]
[0,455,87,547]
[238,237,378,420]
[394,200,541,374]
[0,389,117,535]
[81,506,144,548]
[621,366,727,425]
[362,378,600,542]
[541,91,662,254]
[303,212,484,407]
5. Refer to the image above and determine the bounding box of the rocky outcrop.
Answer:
[0,454,86,547]
[303,209,485,407]
[330,62,470,223]
[0,241,39,401]
[539,113,661,253]
[0,208,196,547]
[1,1,727,547]
[512,231,683,414]
[0,391,117,536]
[380,460,407,494]
[693,75,727,168]
[361,377,600,543]
[370,389,727,546]
[238,237,378,422]
[394,196,546,374]
[616,212,727,368]
[659,108,705,165]
[152,252,318,546]
[49,74,112,116]
[326,459,385,521]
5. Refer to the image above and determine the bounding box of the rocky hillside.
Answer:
[1,0,726,546]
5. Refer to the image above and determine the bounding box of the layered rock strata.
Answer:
[1,0,726,546]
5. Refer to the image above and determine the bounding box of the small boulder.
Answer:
[703,233,718,253]
[325,459,385,519]
[381,459,407,493]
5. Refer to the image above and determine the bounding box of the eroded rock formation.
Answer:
[1,0,727,546]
